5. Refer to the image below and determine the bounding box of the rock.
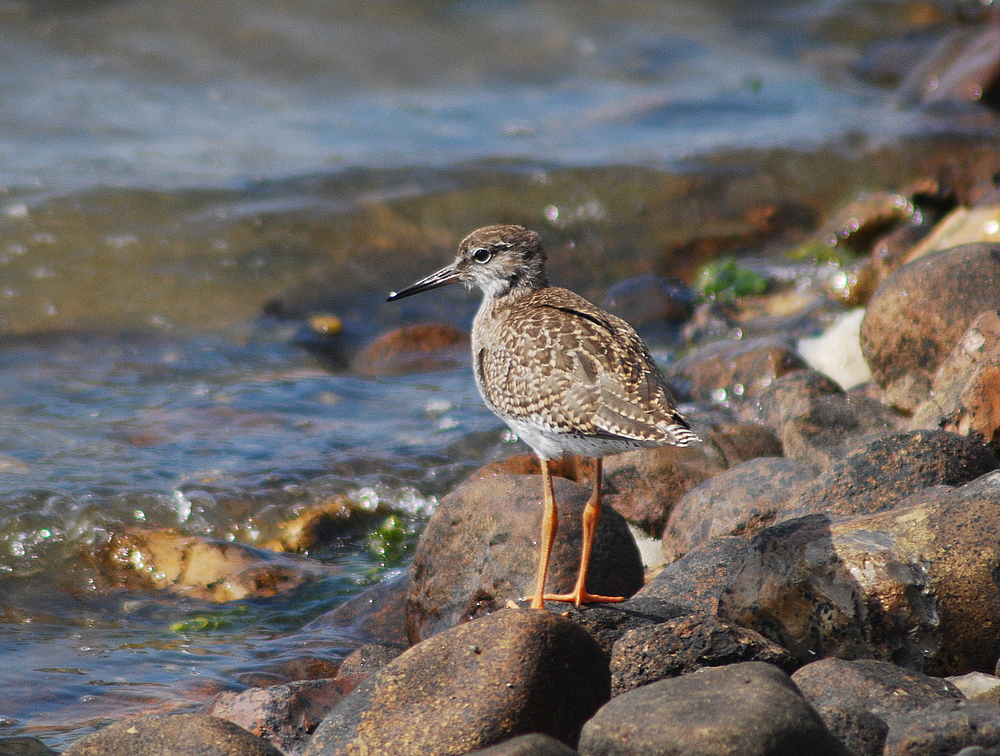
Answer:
[610,612,797,695]
[883,699,1000,756]
[911,310,1000,445]
[860,243,1000,410]
[905,205,1000,264]
[200,678,357,755]
[406,473,643,643]
[757,369,844,430]
[601,275,694,344]
[780,429,997,520]
[669,335,808,405]
[797,309,872,391]
[0,737,57,756]
[336,643,404,677]
[639,536,751,614]
[949,672,1000,706]
[301,569,410,647]
[304,609,609,755]
[61,713,284,756]
[662,457,815,562]
[720,471,1000,674]
[603,421,781,536]
[352,324,469,376]
[578,662,849,756]
[793,658,964,727]
[469,733,579,756]
[556,597,691,659]
[101,529,330,602]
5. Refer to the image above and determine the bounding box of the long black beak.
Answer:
[386,264,462,302]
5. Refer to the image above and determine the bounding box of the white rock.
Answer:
[797,309,871,390]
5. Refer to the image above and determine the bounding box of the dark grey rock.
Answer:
[578,661,849,756]
[641,535,751,614]
[884,699,1000,756]
[470,733,579,756]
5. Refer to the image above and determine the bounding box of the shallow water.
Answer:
[0,0,998,747]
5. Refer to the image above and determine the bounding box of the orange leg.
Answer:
[543,458,625,607]
[528,457,558,610]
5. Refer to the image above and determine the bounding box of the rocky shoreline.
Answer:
[14,179,1000,755]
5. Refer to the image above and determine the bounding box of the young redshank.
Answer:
[387,224,699,609]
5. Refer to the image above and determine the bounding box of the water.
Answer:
[0,0,997,747]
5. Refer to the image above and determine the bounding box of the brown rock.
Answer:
[781,429,997,520]
[0,737,57,756]
[603,421,781,537]
[911,309,1000,445]
[756,368,844,430]
[662,456,815,562]
[336,643,404,678]
[638,536,751,614]
[303,609,609,755]
[406,473,643,643]
[884,699,1000,756]
[610,612,797,695]
[468,733,578,756]
[578,662,849,756]
[792,658,963,756]
[720,471,1000,674]
[102,529,329,602]
[669,335,808,404]
[61,713,283,756]
[860,243,1000,410]
[200,678,356,754]
[352,324,470,376]
[555,597,691,659]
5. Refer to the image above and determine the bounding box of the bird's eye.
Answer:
[471,248,492,263]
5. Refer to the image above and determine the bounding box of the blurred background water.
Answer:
[0,0,998,747]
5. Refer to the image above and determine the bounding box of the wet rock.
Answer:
[200,678,357,755]
[469,733,578,756]
[61,713,284,756]
[304,609,608,755]
[578,662,849,756]
[781,429,997,519]
[302,569,410,647]
[336,643,404,677]
[669,335,808,405]
[662,456,815,562]
[351,323,470,376]
[860,242,1000,410]
[0,737,57,756]
[883,699,1000,756]
[911,309,1000,445]
[719,471,1000,674]
[263,494,376,553]
[638,536,751,614]
[792,658,963,756]
[949,672,1000,706]
[603,421,781,537]
[101,529,329,602]
[904,205,1000,264]
[610,612,796,695]
[405,473,643,643]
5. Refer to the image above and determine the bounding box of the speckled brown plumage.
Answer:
[388,224,699,610]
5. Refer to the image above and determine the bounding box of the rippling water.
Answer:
[0,0,997,747]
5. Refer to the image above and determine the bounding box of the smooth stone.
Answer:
[406,473,643,643]
[302,569,411,648]
[336,643,404,678]
[351,323,470,376]
[578,662,849,756]
[949,672,1000,706]
[860,242,1000,410]
[303,609,609,755]
[884,699,1000,756]
[797,308,871,390]
[469,733,579,756]
[662,456,815,563]
[61,713,284,756]
[0,738,57,756]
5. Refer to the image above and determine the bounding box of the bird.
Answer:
[387,225,699,610]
